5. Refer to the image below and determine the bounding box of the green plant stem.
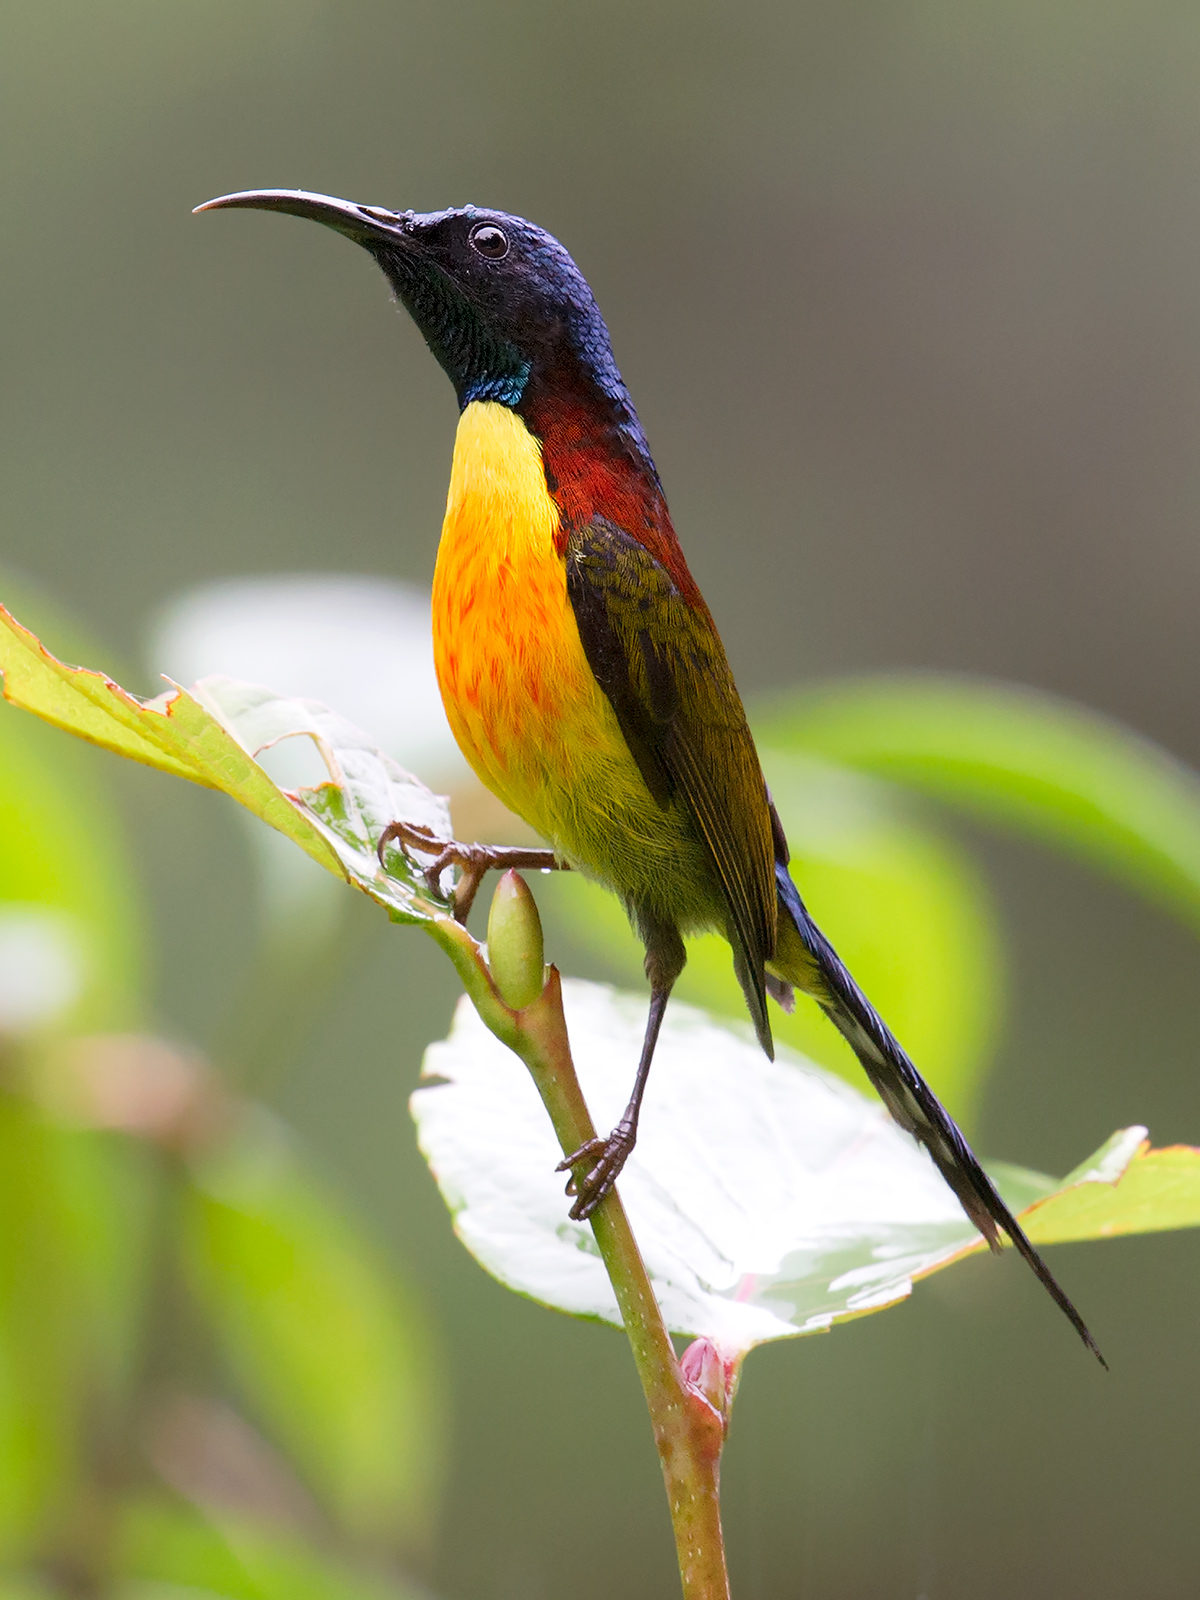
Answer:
[428,917,731,1600]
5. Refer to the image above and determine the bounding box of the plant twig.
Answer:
[428,913,731,1600]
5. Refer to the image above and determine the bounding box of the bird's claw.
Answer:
[556,1126,635,1220]
[376,822,562,923]
[374,822,489,922]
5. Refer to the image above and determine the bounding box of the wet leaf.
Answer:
[413,980,1196,1355]
[194,678,452,926]
[0,608,452,926]
[148,576,479,960]
[182,1113,445,1551]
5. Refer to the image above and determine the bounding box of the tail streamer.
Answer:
[775,864,1105,1366]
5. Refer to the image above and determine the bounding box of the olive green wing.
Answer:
[565,516,777,1052]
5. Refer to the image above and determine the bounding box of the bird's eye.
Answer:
[469,223,509,260]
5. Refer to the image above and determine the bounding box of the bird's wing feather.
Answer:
[565,516,776,1049]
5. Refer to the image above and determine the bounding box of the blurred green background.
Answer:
[3,2,1200,1596]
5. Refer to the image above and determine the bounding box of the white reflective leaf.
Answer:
[413,981,1157,1354]
[414,980,982,1350]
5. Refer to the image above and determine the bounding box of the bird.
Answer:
[198,188,1102,1363]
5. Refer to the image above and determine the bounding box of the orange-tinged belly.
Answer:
[431,402,709,911]
[432,402,608,836]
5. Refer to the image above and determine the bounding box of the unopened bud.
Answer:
[680,1337,726,1415]
[680,1337,742,1452]
[486,870,546,1010]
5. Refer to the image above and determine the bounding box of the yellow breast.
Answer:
[431,401,605,838]
[431,400,715,916]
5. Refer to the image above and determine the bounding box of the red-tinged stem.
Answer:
[427,915,731,1600]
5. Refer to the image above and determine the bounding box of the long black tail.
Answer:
[774,863,1104,1366]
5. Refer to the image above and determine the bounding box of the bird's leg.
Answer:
[557,916,685,1221]
[377,820,564,923]
[557,984,672,1219]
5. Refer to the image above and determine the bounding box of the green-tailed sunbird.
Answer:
[199,189,1101,1362]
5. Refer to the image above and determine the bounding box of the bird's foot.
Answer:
[556,1123,636,1220]
[376,821,561,923]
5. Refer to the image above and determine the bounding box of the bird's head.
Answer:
[196,189,624,413]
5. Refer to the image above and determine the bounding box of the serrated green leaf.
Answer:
[1020,1139,1200,1244]
[182,1114,445,1551]
[543,754,1003,1123]
[755,674,1200,932]
[413,981,1197,1355]
[0,608,453,926]
[0,606,336,868]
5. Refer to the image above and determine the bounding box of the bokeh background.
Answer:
[4,3,1200,1596]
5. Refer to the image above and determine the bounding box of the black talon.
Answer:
[557,1126,636,1220]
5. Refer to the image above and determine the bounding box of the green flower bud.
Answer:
[486,870,546,1010]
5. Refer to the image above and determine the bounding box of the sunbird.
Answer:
[200,189,1101,1361]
